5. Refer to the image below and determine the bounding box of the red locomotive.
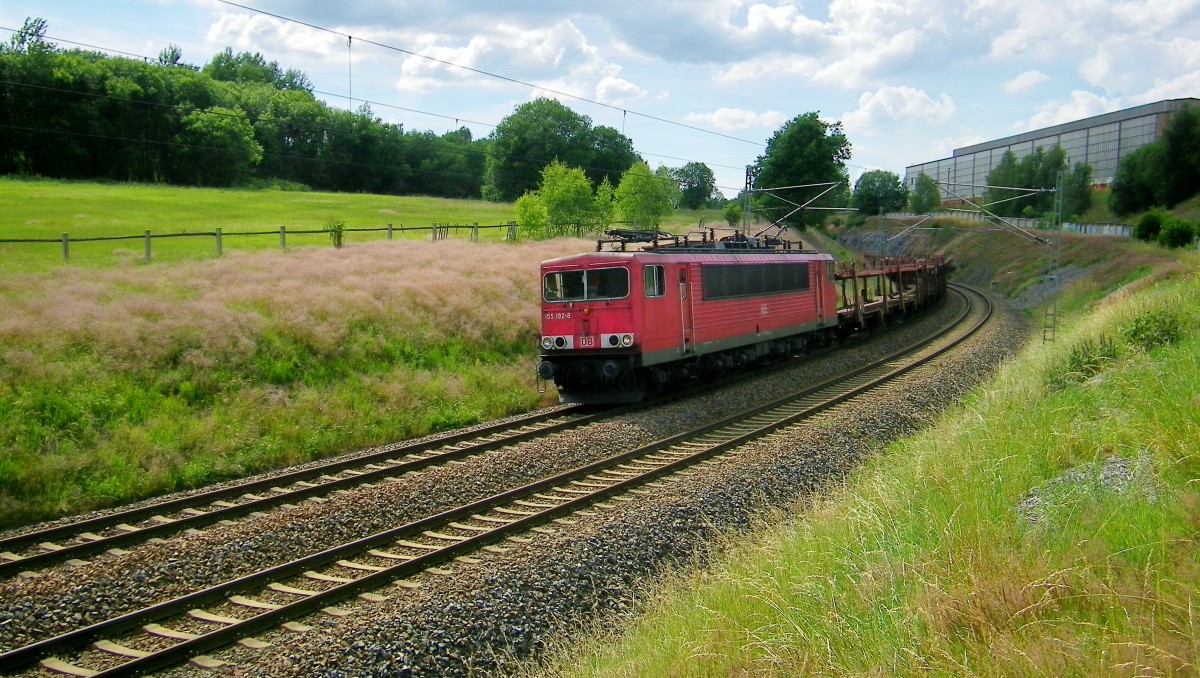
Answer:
[537,229,945,404]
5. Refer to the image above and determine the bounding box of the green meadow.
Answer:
[0,178,521,273]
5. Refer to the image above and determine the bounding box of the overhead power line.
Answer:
[213,0,758,147]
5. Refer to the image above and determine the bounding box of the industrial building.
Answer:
[903,98,1199,200]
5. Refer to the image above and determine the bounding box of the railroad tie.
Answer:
[93,639,152,659]
[304,570,355,583]
[227,595,283,611]
[188,609,242,625]
[337,559,389,572]
[39,657,98,677]
[143,623,201,640]
[268,582,320,597]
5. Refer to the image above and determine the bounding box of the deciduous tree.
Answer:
[615,162,676,227]
[672,161,718,209]
[482,98,594,202]
[752,112,851,228]
[908,173,941,213]
[852,170,908,216]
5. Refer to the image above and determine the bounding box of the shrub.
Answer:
[723,202,743,227]
[514,191,549,239]
[324,217,346,249]
[1122,308,1183,352]
[1047,335,1118,390]
[1133,209,1167,242]
[1156,217,1197,249]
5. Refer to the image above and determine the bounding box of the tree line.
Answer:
[0,18,731,207]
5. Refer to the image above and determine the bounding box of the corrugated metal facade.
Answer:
[903,98,1199,201]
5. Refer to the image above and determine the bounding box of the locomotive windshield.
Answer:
[543,267,629,302]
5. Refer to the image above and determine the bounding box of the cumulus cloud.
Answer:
[206,12,345,60]
[842,86,956,135]
[1002,70,1048,94]
[595,76,646,106]
[684,107,789,132]
[1017,90,1122,131]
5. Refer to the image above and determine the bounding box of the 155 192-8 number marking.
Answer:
[544,311,572,320]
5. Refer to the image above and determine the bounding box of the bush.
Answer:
[722,202,743,227]
[324,217,346,248]
[1047,335,1118,390]
[1157,217,1197,248]
[514,191,549,239]
[1133,209,1167,241]
[1122,308,1183,352]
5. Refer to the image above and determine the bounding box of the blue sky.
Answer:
[4,0,1199,197]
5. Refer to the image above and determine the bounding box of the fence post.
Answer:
[280,224,286,250]
[144,229,151,263]
[472,222,478,242]
[215,227,223,256]
[507,220,517,241]
[61,233,69,262]
[387,223,393,240]
[431,224,437,242]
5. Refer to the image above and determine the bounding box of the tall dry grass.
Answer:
[0,238,592,527]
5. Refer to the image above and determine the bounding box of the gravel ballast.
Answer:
[171,291,1028,677]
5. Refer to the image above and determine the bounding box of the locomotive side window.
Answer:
[700,263,811,300]
[643,265,664,297]
[543,267,629,302]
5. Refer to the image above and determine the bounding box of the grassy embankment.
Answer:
[0,179,727,528]
[549,222,1200,676]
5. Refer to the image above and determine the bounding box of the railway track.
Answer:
[0,286,928,580]
[0,407,598,579]
[0,284,989,677]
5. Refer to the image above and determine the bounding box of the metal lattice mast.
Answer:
[1042,171,1065,342]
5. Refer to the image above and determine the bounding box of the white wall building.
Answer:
[904,98,1200,202]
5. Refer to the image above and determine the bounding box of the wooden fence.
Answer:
[0,222,519,263]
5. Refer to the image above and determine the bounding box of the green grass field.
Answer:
[0,177,522,272]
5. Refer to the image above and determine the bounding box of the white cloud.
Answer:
[842,86,957,135]
[595,76,646,106]
[1002,70,1048,94]
[1017,90,1122,131]
[1132,69,1200,105]
[395,35,493,92]
[206,12,344,59]
[684,107,788,132]
[930,134,988,159]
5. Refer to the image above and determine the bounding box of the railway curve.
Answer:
[0,284,1024,677]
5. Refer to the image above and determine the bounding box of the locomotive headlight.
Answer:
[541,336,554,350]
[621,333,635,347]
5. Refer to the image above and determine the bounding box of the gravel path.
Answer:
[2,290,1026,677]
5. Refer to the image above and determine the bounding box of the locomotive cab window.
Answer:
[643,265,664,298]
[543,267,629,302]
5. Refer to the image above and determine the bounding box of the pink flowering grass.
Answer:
[0,238,590,527]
